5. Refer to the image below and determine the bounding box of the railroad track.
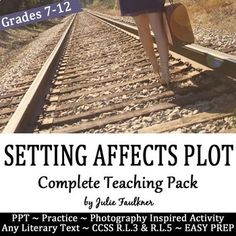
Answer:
[95,12,236,57]
[1,11,236,133]
[0,16,73,132]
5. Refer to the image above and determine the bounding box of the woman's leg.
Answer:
[133,14,160,74]
[148,12,170,84]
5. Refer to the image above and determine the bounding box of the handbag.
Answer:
[163,0,195,46]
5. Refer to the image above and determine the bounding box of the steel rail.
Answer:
[2,10,236,133]
[3,15,76,133]
[86,10,236,79]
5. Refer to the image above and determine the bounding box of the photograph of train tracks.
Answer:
[0,0,236,133]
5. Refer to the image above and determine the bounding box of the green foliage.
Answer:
[81,0,116,8]
[0,0,117,15]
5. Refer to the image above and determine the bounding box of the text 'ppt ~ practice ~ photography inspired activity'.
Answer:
[0,0,236,235]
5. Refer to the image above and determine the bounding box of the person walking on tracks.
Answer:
[117,0,170,86]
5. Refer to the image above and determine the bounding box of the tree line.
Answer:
[0,0,117,15]
[80,0,116,7]
[0,0,60,15]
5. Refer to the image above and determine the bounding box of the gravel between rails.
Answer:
[35,13,236,134]
[1,12,235,133]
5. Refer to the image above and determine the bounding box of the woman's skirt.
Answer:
[119,0,165,16]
